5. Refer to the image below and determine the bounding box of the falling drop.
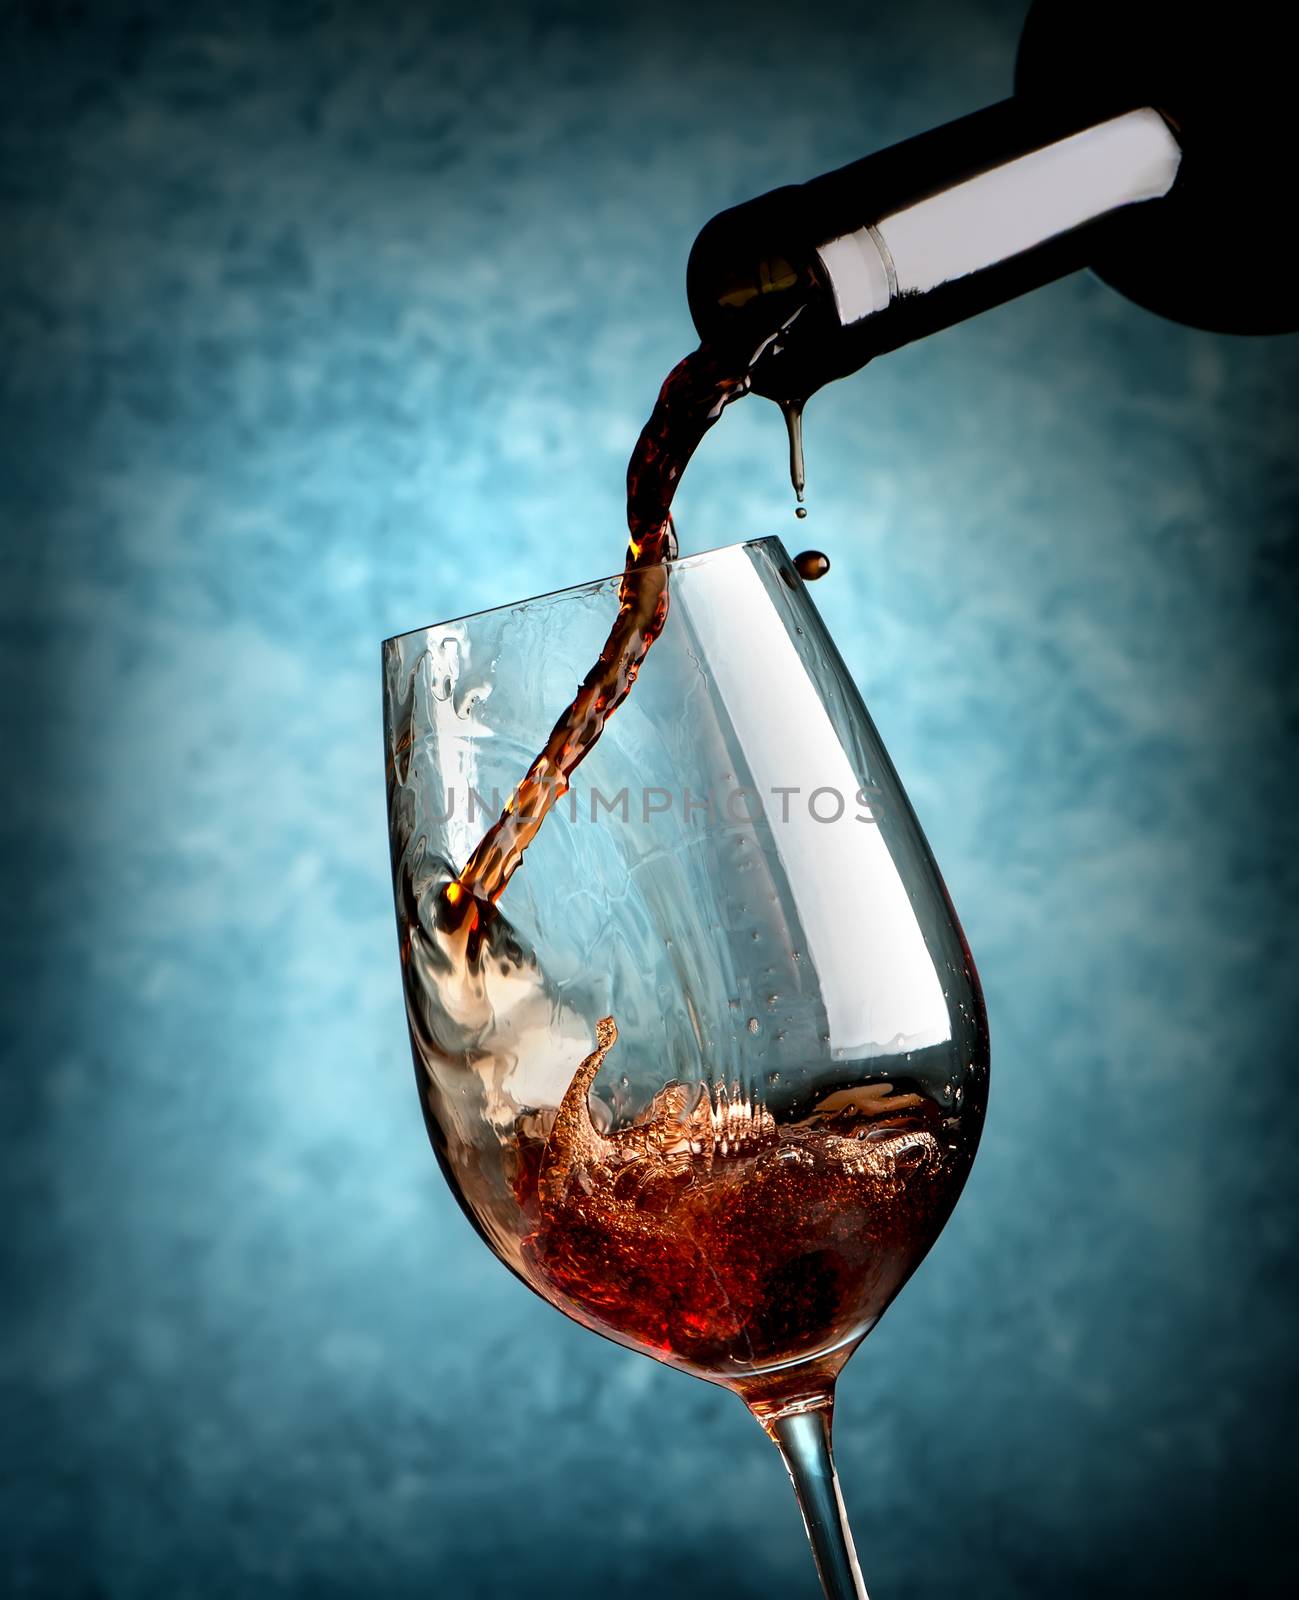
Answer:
[794,550,830,582]
[780,398,806,513]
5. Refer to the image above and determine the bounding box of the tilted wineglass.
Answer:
[383,537,988,1599]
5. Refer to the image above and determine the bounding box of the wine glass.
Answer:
[383,536,988,1599]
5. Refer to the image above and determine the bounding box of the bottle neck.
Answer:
[817,105,1180,327]
[688,98,1182,403]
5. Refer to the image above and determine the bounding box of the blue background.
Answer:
[3,1,1297,1595]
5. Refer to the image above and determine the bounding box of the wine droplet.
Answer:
[780,398,806,516]
[794,550,830,581]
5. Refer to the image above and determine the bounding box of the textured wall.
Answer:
[3,1,1297,1595]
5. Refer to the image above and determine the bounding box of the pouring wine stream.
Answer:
[427,330,877,1599]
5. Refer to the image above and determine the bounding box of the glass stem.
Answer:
[767,1404,869,1600]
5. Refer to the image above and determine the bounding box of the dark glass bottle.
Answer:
[686,0,1296,406]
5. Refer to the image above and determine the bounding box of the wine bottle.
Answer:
[686,0,1297,406]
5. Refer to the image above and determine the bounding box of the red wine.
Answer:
[512,1018,967,1414]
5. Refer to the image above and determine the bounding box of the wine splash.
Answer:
[515,1018,967,1411]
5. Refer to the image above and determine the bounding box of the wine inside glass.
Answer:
[384,537,988,1598]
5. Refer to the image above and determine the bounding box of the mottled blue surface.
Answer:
[3,1,1298,1595]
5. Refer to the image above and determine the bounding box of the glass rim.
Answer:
[382,535,793,645]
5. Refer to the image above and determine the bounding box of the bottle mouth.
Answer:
[686,184,814,339]
[686,186,840,404]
